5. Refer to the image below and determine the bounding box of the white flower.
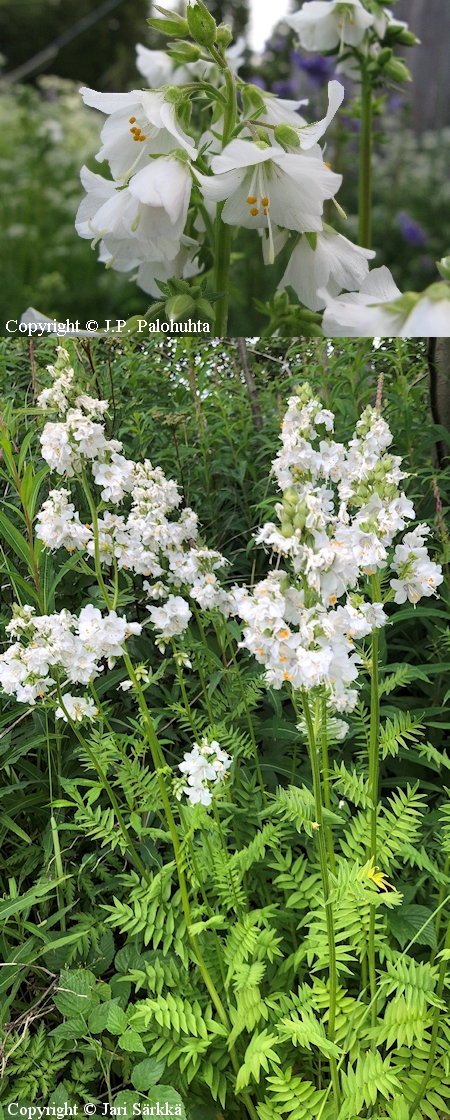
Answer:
[195,140,342,264]
[147,595,192,639]
[135,39,245,89]
[279,228,375,310]
[79,88,197,180]
[321,271,450,338]
[286,0,375,52]
[178,737,231,807]
[76,164,190,264]
[262,81,344,151]
[36,489,93,552]
[92,453,135,502]
[55,694,98,722]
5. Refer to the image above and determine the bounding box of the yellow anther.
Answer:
[250,207,259,216]
[247,195,257,204]
[129,116,137,123]
[325,161,332,169]
[261,196,269,206]
[139,135,147,141]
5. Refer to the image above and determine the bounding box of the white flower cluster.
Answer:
[35,349,231,646]
[0,604,141,706]
[231,385,443,712]
[74,21,382,310]
[178,737,231,806]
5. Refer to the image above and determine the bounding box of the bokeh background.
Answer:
[1,0,449,334]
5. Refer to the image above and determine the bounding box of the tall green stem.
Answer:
[321,697,336,875]
[302,692,340,1113]
[358,78,373,249]
[367,573,381,1033]
[213,62,237,335]
[409,920,450,1118]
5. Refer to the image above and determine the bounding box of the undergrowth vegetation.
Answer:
[0,336,450,1120]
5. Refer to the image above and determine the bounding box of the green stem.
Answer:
[121,653,259,1120]
[358,77,373,249]
[302,691,340,1113]
[321,697,336,875]
[409,919,450,1118]
[222,620,267,806]
[213,63,237,335]
[55,682,151,885]
[367,573,381,1033]
[81,473,112,609]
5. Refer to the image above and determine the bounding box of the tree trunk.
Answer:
[394,0,450,131]
[236,337,263,431]
[428,337,450,467]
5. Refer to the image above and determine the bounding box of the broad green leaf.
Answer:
[53,969,98,1017]
[131,1057,166,1091]
[88,999,128,1035]
[0,511,34,574]
[117,1028,146,1053]
[389,905,437,949]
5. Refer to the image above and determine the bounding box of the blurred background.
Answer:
[0,0,449,334]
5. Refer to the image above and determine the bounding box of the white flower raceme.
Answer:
[79,88,197,179]
[286,0,375,52]
[55,695,98,723]
[36,489,93,552]
[390,525,444,604]
[320,270,450,337]
[279,227,375,310]
[178,737,231,806]
[0,606,141,705]
[229,385,442,714]
[195,139,342,264]
[147,595,192,642]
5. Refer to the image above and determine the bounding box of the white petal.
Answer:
[79,87,141,114]
[211,139,274,174]
[135,45,173,87]
[128,158,191,225]
[401,296,450,337]
[260,94,309,129]
[195,167,247,201]
[298,81,345,150]
[358,266,402,301]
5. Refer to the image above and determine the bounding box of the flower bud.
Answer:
[196,298,215,320]
[274,123,300,150]
[164,86,184,105]
[281,521,294,538]
[383,57,412,82]
[216,22,233,48]
[377,47,393,65]
[165,294,197,321]
[187,1,217,48]
[255,128,271,146]
[168,41,202,63]
[293,511,306,530]
[284,486,299,506]
[437,257,450,282]
[148,6,189,37]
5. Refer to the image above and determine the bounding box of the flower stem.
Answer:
[358,77,373,249]
[302,691,340,1113]
[212,60,236,335]
[367,573,381,1033]
[321,697,336,875]
[408,919,450,1119]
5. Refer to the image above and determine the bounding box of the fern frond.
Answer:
[379,712,425,760]
[332,761,372,809]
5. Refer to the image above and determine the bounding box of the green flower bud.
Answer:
[164,87,184,105]
[256,128,271,146]
[281,521,294,538]
[395,29,420,47]
[293,511,306,530]
[284,486,299,506]
[165,294,197,321]
[148,6,189,37]
[167,41,202,63]
[216,22,233,48]
[383,56,412,82]
[274,123,300,150]
[437,257,450,282]
[378,47,393,65]
[195,298,215,320]
[186,1,217,48]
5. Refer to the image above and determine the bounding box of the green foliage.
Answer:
[0,337,450,1119]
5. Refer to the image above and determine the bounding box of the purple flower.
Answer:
[291,50,335,87]
[272,78,297,97]
[340,112,361,134]
[397,212,428,248]
[251,75,267,90]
